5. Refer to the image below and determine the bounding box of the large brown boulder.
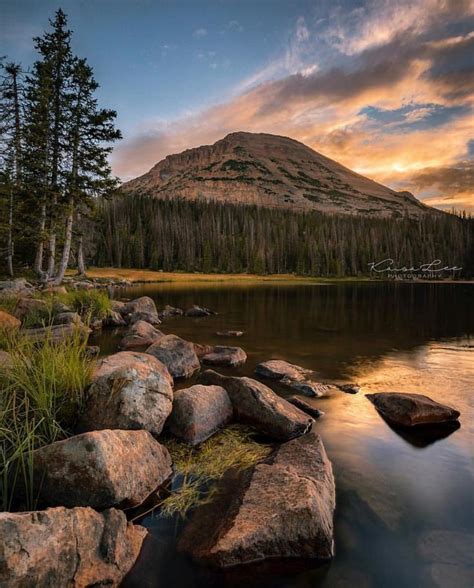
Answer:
[146,335,200,379]
[202,346,247,367]
[123,296,161,325]
[119,320,164,350]
[0,507,146,587]
[366,392,460,427]
[81,351,173,436]
[33,429,172,509]
[0,309,21,331]
[198,370,313,440]
[179,431,335,567]
[168,384,233,445]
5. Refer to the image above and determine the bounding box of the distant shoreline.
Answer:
[74,268,474,285]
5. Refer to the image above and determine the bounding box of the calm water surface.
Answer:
[95,282,473,588]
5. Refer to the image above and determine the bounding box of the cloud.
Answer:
[112,2,474,211]
[193,28,207,39]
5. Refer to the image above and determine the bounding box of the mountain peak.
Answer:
[122,132,430,218]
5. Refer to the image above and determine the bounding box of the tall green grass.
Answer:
[57,289,112,321]
[0,327,95,511]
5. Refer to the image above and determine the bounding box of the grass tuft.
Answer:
[0,327,95,511]
[158,425,272,519]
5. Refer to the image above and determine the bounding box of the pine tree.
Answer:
[0,62,24,276]
[54,58,121,284]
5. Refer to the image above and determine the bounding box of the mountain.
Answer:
[122,132,431,218]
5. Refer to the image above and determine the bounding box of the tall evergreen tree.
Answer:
[0,62,24,276]
[54,58,121,284]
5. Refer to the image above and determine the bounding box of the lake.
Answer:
[95,281,474,588]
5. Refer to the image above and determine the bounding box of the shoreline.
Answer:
[69,267,474,285]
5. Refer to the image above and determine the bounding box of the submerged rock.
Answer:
[179,431,335,567]
[81,351,173,436]
[33,429,172,509]
[0,507,147,588]
[255,359,329,397]
[0,309,21,330]
[202,345,247,367]
[185,305,217,317]
[216,330,244,337]
[123,296,161,326]
[159,304,184,318]
[280,375,330,398]
[168,384,233,445]
[119,320,164,350]
[198,370,313,440]
[147,334,200,379]
[287,396,325,419]
[366,392,460,427]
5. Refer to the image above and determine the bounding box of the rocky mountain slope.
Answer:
[122,132,431,218]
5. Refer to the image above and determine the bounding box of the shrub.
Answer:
[58,289,112,321]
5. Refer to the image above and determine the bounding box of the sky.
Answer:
[1,0,473,211]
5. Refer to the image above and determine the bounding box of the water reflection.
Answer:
[101,282,474,588]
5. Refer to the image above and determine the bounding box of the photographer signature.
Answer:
[368,259,463,273]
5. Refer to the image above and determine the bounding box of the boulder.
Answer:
[81,351,173,436]
[216,330,244,337]
[0,309,21,330]
[337,383,361,394]
[13,297,49,320]
[168,385,233,445]
[21,324,91,344]
[185,305,217,317]
[0,278,33,292]
[280,375,330,398]
[255,359,313,380]
[119,320,164,350]
[0,507,147,588]
[198,370,313,441]
[255,360,329,397]
[32,429,172,509]
[53,311,82,326]
[179,431,335,567]
[111,299,126,313]
[366,392,460,427]
[159,304,184,318]
[202,345,247,367]
[123,296,160,326]
[43,285,68,295]
[193,342,215,358]
[287,396,325,419]
[146,335,200,379]
[85,345,100,359]
[104,310,127,327]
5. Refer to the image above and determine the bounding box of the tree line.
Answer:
[94,194,474,278]
[0,9,120,283]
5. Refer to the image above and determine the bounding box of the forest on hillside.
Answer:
[94,194,474,278]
